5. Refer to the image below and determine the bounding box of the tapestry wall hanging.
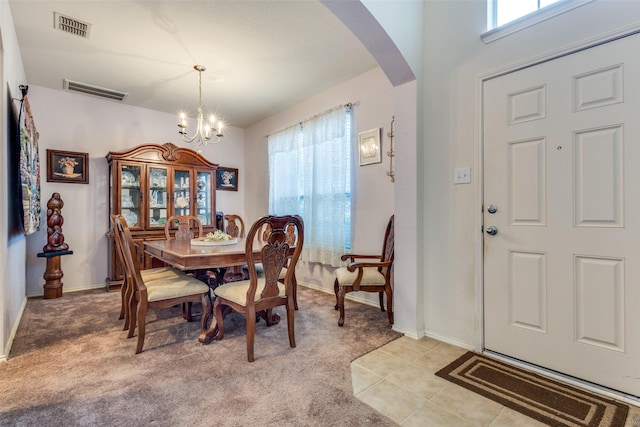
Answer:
[19,91,41,236]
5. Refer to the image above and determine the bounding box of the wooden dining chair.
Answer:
[211,215,304,362]
[334,215,394,327]
[163,213,212,294]
[113,214,212,353]
[245,222,300,309]
[222,214,246,283]
[164,215,203,240]
[110,214,183,331]
[224,214,245,238]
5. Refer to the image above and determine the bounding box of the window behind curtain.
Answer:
[268,106,352,267]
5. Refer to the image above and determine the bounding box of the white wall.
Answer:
[1,0,28,360]
[24,85,245,296]
[244,67,395,305]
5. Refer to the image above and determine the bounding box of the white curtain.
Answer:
[268,106,351,267]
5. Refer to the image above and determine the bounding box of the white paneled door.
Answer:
[483,34,640,397]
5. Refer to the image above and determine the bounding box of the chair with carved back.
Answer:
[253,222,300,309]
[224,214,245,239]
[110,214,183,331]
[211,215,304,362]
[221,214,246,283]
[334,215,394,327]
[163,214,209,316]
[164,215,203,240]
[113,214,212,353]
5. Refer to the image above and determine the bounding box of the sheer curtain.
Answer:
[268,106,351,267]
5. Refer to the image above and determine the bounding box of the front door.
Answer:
[483,33,640,397]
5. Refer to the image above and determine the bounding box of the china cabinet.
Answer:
[105,142,219,290]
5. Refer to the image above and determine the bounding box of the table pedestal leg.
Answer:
[43,256,64,299]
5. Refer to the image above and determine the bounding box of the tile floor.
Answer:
[351,336,640,426]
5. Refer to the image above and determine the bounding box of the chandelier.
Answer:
[177,65,223,145]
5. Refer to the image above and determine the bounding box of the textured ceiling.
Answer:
[8,0,378,128]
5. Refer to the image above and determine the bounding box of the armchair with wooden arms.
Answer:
[334,215,394,327]
[210,215,304,362]
[113,214,212,353]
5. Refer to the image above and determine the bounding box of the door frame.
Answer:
[475,24,640,406]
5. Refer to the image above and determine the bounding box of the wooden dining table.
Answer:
[144,238,263,273]
[144,238,267,344]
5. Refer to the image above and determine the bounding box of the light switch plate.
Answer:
[454,167,471,184]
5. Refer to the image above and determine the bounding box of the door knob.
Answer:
[487,204,498,214]
[486,226,498,235]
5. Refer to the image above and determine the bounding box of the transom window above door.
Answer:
[490,0,561,28]
[483,0,595,43]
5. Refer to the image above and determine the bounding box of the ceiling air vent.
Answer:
[53,12,91,38]
[63,79,129,102]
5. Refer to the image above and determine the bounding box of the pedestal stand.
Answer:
[37,250,73,299]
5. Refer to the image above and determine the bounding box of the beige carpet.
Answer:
[1,286,402,426]
[436,352,629,427]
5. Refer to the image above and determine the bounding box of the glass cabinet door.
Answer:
[195,170,214,225]
[120,164,141,228]
[173,168,191,217]
[148,166,168,228]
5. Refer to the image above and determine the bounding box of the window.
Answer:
[489,0,561,29]
[483,0,595,43]
[268,106,352,267]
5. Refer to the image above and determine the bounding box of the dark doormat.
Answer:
[435,351,628,427]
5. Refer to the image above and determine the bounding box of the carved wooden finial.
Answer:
[161,142,180,161]
[43,192,70,252]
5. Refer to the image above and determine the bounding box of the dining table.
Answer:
[144,237,268,344]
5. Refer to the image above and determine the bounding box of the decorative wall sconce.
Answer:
[386,116,395,183]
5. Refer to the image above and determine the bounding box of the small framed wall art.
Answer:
[47,149,89,184]
[358,128,382,166]
[216,166,238,191]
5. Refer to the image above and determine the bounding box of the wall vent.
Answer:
[63,79,128,102]
[53,12,91,38]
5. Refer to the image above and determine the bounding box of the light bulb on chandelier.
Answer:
[177,65,224,146]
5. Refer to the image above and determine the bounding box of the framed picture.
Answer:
[358,128,382,166]
[216,166,238,191]
[47,149,89,184]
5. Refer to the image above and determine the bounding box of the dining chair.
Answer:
[222,214,246,283]
[163,214,213,295]
[113,214,212,353]
[333,215,394,327]
[110,214,183,331]
[224,214,245,238]
[164,215,203,240]
[211,215,304,362]
[248,222,300,309]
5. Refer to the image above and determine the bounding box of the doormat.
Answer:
[435,352,629,427]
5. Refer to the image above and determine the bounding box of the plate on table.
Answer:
[191,238,238,246]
